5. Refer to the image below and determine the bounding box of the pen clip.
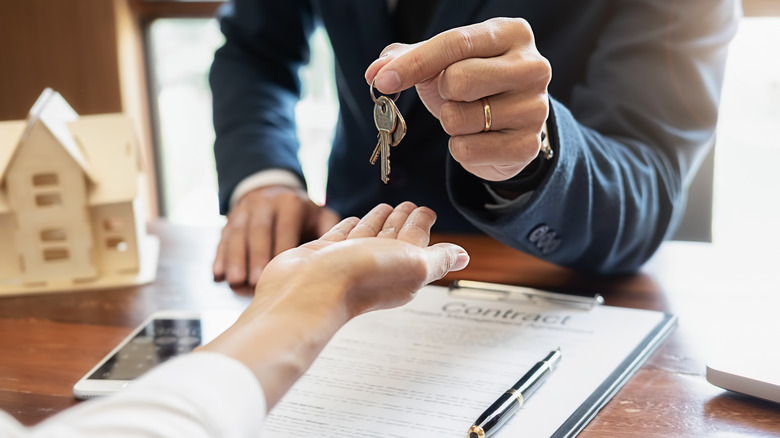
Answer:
[449,280,604,310]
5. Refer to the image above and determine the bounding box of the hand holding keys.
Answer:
[370,80,406,183]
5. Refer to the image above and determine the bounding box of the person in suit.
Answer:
[1,203,470,437]
[210,0,739,286]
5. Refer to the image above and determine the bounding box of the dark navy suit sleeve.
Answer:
[210,0,315,214]
[448,0,740,274]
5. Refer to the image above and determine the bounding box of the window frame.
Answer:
[133,0,224,216]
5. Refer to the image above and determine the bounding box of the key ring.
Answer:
[370,78,400,106]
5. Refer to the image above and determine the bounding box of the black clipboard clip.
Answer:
[449,280,604,310]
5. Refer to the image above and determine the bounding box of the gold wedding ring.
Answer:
[481,97,492,132]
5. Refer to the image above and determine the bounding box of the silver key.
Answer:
[370,98,405,163]
[370,95,396,183]
[369,132,382,165]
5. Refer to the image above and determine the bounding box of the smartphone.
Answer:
[73,310,239,399]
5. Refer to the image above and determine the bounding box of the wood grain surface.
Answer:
[1,220,778,436]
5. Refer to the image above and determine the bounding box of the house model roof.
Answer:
[0,88,140,214]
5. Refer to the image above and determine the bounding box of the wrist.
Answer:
[261,269,352,323]
[203,283,348,408]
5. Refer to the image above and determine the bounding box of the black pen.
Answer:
[467,348,562,438]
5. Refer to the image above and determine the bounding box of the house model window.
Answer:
[33,173,59,186]
[0,88,158,295]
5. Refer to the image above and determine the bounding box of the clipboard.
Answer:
[262,282,677,437]
[451,280,677,437]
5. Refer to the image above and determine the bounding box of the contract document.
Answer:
[262,285,675,437]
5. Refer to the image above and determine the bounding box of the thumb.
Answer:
[365,42,420,89]
[414,72,446,119]
[423,243,470,284]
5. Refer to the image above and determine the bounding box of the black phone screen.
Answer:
[88,318,202,380]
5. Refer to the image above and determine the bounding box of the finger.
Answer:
[396,206,437,247]
[364,43,414,84]
[223,209,250,286]
[377,201,418,239]
[273,195,306,257]
[212,227,229,281]
[319,216,361,242]
[374,18,529,94]
[246,206,274,286]
[448,130,541,181]
[437,56,551,102]
[347,203,394,239]
[440,99,490,136]
[365,55,391,84]
[440,92,548,136]
[449,129,540,167]
[438,58,513,102]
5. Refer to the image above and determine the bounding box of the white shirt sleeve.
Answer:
[1,352,266,438]
[229,169,305,211]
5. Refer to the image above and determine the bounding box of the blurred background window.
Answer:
[147,18,223,225]
[146,16,337,226]
[713,17,780,249]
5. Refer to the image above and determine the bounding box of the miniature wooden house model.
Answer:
[0,88,158,295]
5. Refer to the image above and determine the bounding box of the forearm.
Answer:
[211,50,305,214]
[201,277,350,408]
[210,0,314,214]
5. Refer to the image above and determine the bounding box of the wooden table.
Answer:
[1,220,778,436]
